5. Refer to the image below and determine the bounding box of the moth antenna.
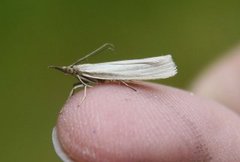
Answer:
[70,43,115,66]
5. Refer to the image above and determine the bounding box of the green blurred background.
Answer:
[1,0,240,161]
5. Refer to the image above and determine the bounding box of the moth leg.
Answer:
[69,83,84,97]
[77,75,92,87]
[79,85,87,104]
[69,83,88,105]
[120,81,137,91]
[81,76,97,85]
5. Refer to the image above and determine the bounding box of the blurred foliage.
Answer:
[1,0,240,161]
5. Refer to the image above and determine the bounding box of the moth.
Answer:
[49,43,177,101]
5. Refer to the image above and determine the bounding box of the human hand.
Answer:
[52,47,240,162]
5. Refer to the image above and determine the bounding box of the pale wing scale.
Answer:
[74,55,177,80]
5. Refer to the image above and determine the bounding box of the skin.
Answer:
[191,45,240,114]
[55,47,240,162]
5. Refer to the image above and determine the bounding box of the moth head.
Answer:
[49,66,74,75]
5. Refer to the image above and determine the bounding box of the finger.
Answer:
[54,82,240,162]
[191,45,240,114]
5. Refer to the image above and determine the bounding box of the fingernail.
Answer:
[52,127,74,162]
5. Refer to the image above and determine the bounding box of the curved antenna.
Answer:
[70,43,115,67]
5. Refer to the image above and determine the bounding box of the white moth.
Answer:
[49,43,177,100]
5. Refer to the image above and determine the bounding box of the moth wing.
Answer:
[90,55,169,65]
[75,55,177,80]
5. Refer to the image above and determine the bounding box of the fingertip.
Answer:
[55,82,240,162]
[191,45,240,114]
